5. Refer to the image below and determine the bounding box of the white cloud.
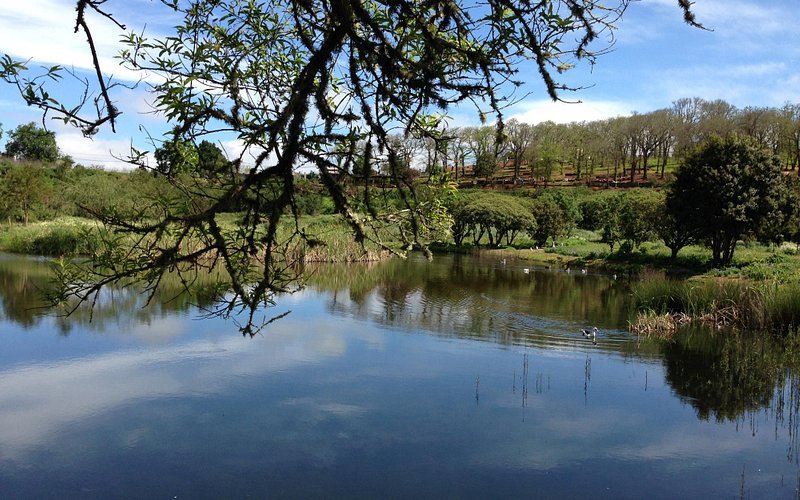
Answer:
[636,0,792,37]
[691,0,789,36]
[509,99,636,125]
[651,62,796,108]
[772,73,800,104]
[0,1,137,81]
[56,130,140,170]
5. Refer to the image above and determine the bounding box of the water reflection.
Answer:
[309,254,635,350]
[663,327,800,461]
[0,308,354,460]
[0,254,223,335]
[3,253,800,497]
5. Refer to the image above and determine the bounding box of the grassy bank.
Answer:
[630,272,800,337]
[0,214,403,262]
[7,214,800,341]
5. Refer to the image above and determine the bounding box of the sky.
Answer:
[0,0,798,170]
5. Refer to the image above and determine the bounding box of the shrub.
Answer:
[451,192,535,246]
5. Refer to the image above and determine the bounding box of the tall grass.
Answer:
[632,272,800,334]
[0,218,103,256]
[281,215,400,263]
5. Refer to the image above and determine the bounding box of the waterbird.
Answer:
[523,268,530,274]
[581,326,599,341]
[581,268,587,274]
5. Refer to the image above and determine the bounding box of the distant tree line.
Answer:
[379,98,800,184]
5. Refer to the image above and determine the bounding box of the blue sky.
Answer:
[0,0,797,169]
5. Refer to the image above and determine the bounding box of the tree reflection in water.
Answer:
[308,253,633,346]
[0,254,224,335]
[664,327,800,461]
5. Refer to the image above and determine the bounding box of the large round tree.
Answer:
[668,135,784,267]
[4,122,59,162]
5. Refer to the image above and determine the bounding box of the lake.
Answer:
[1,252,799,498]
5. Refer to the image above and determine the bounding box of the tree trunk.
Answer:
[642,154,649,180]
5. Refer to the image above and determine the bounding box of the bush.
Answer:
[529,190,581,246]
[451,192,535,246]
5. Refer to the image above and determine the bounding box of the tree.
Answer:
[779,103,800,171]
[617,190,659,249]
[530,121,565,184]
[196,140,228,178]
[778,176,800,249]
[0,164,49,224]
[596,194,623,252]
[4,122,60,162]
[464,126,500,180]
[651,200,696,261]
[668,135,784,267]
[529,193,574,247]
[153,139,200,177]
[0,0,702,333]
[453,193,535,247]
[446,128,469,181]
[504,119,534,181]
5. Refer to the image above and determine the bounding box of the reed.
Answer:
[631,273,800,337]
[0,217,103,256]
[629,310,691,339]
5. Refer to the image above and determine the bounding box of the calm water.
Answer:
[1,253,799,498]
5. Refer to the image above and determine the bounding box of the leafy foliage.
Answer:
[528,190,580,246]
[4,122,60,162]
[669,135,784,266]
[154,139,200,177]
[196,140,228,179]
[452,192,535,247]
[0,163,49,224]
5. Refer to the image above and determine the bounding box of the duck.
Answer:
[581,326,599,341]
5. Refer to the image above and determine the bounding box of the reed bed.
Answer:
[629,311,691,339]
[631,273,800,338]
[0,217,104,256]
